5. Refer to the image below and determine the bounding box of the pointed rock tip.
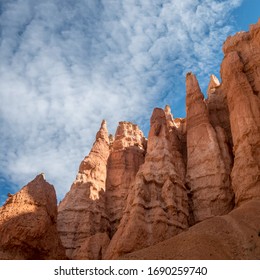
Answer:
[186,72,200,90]
[186,72,200,88]
[164,105,175,120]
[101,119,107,128]
[186,71,197,80]
[36,173,46,181]
[164,104,171,114]
[186,72,204,106]
[95,119,109,142]
[210,74,220,85]
[207,74,220,95]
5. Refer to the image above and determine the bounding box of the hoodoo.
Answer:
[185,72,234,223]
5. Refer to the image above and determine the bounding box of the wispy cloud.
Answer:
[0,0,242,203]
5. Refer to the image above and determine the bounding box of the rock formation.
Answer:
[105,107,189,259]
[57,120,111,259]
[122,199,260,260]
[186,73,234,223]
[221,20,260,206]
[1,19,260,260]
[57,120,146,259]
[105,122,146,236]
[0,174,66,260]
[206,75,233,146]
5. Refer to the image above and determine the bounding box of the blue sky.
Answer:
[0,0,259,206]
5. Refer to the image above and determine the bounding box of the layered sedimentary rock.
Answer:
[57,120,146,259]
[2,20,260,260]
[0,174,66,260]
[221,20,260,205]
[122,199,260,260]
[106,122,146,236]
[186,73,234,223]
[57,120,111,259]
[56,20,260,258]
[105,107,189,259]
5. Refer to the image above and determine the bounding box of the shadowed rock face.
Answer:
[105,122,146,237]
[186,73,234,223]
[0,174,66,260]
[2,20,260,260]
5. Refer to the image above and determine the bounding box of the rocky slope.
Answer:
[122,199,260,260]
[1,20,260,260]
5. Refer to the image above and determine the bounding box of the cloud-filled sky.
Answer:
[0,0,258,205]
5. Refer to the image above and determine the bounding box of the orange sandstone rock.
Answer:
[122,199,260,260]
[186,73,234,223]
[106,121,146,236]
[57,120,110,259]
[57,120,146,259]
[0,174,66,260]
[221,21,260,205]
[3,20,260,261]
[105,107,189,259]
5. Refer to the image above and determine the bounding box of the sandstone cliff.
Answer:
[1,20,260,260]
[57,120,111,259]
[186,73,234,223]
[57,120,146,259]
[0,174,66,260]
[105,122,146,237]
[221,20,260,206]
[104,107,189,259]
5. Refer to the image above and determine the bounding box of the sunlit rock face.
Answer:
[221,19,260,206]
[0,174,66,260]
[57,120,146,259]
[57,120,111,260]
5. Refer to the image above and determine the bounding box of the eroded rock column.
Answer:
[57,120,111,259]
[105,107,189,259]
[221,29,260,205]
[186,73,234,223]
[105,122,146,237]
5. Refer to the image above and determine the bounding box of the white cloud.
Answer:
[0,0,242,203]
